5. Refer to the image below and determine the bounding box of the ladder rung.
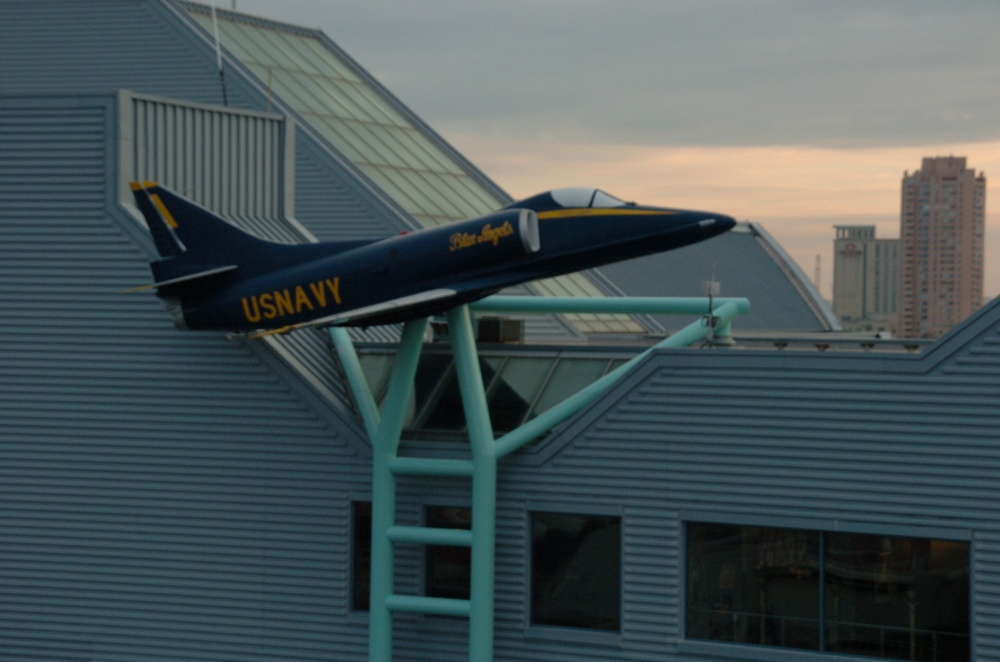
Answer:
[389,456,474,477]
[388,525,472,547]
[385,594,471,617]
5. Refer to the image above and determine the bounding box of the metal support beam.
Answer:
[329,295,750,662]
[446,305,498,662]
[366,319,427,662]
[330,327,380,440]
[471,295,747,317]
[480,298,750,458]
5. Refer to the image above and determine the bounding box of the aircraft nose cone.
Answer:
[696,213,737,234]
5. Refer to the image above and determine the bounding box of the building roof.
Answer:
[589,222,840,332]
[183,2,505,229]
[182,2,641,335]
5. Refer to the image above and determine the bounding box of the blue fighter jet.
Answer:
[129,182,736,335]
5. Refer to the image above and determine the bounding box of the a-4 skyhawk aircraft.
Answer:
[129,182,736,336]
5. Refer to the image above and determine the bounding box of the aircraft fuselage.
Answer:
[130,183,736,333]
[182,208,730,330]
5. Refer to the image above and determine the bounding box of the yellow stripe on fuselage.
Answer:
[536,208,677,220]
[150,193,178,229]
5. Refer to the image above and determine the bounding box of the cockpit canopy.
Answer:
[504,188,630,213]
[549,188,628,209]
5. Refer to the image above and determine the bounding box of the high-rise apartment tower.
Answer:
[898,157,986,338]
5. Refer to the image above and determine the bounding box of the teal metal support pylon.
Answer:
[365,318,428,662]
[331,295,749,662]
[446,305,499,660]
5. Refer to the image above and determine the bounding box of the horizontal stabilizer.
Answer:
[122,264,238,294]
[249,288,458,338]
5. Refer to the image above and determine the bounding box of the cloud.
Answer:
[271,0,1000,148]
[450,133,997,211]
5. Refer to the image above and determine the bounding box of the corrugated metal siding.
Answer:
[502,306,1000,661]
[976,533,1000,661]
[126,92,287,238]
[2,0,590,345]
[122,92,292,240]
[0,98,372,660]
[16,3,994,661]
[0,0,244,107]
[5,100,996,661]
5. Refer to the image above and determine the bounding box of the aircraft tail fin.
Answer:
[131,181,185,258]
[130,181,274,263]
[129,181,292,295]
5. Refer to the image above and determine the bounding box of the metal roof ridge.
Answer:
[178,0,324,38]
[748,220,841,331]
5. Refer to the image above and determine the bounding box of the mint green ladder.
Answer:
[333,306,498,662]
[330,296,750,662]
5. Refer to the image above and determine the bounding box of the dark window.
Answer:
[686,524,820,649]
[413,355,466,432]
[531,512,621,630]
[425,506,472,600]
[484,357,552,431]
[686,522,969,660]
[352,501,372,611]
[824,532,969,659]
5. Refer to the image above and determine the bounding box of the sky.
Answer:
[233,0,1000,299]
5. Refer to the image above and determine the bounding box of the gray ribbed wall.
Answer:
[1,0,416,242]
[486,302,1000,661]
[124,92,289,237]
[0,96,374,660]
[314,299,998,662]
[0,0,243,104]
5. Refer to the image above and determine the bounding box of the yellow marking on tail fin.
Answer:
[150,193,178,229]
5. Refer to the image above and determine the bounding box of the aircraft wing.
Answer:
[248,288,459,338]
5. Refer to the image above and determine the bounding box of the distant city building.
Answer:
[898,156,986,338]
[832,225,899,333]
